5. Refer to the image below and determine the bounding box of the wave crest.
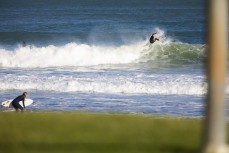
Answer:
[0,43,144,68]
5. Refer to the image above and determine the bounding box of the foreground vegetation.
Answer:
[0,112,203,153]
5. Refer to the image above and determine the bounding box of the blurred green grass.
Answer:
[0,112,203,153]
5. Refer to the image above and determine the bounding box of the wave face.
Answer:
[0,41,206,68]
[141,42,206,64]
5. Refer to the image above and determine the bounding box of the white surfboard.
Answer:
[1,99,33,108]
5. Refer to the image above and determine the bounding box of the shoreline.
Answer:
[0,108,206,119]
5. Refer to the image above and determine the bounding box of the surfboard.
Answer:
[1,99,33,108]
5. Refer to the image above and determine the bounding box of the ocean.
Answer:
[0,0,208,117]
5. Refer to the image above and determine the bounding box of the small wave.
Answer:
[0,73,206,95]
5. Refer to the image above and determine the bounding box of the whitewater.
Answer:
[0,31,207,96]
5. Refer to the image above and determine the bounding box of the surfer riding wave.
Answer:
[149,32,159,44]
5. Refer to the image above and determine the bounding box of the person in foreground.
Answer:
[12,92,28,112]
[149,32,159,44]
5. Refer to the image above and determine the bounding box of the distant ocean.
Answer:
[0,0,209,117]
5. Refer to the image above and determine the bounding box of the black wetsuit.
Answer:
[149,35,155,43]
[149,35,159,44]
[12,95,25,110]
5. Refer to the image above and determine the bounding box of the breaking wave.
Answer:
[0,29,206,68]
[0,42,206,68]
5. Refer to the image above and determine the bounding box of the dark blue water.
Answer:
[0,0,206,47]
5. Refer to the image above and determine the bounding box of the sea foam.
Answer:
[0,71,206,95]
[0,42,145,68]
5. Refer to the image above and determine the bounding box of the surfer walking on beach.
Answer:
[12,92,28,112]
[149,32,159,44]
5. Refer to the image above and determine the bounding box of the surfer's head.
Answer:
[23,92,28,97]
